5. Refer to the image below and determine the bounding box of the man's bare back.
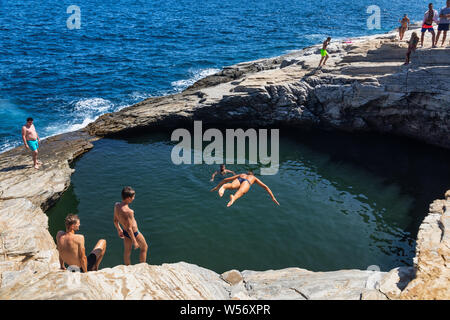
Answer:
[57,214,107,272]
[114,187,149,265]
[56,231,85,268]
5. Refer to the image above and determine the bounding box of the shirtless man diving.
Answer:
[211,171,280,207]
[21,117,41,169]
[56,214,107,272]
[114,186,149,265]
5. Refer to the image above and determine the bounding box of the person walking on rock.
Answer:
[21,117,42,169]
[420,3,439,48]
[318,37,331,67]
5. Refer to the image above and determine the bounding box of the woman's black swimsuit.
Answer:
[237,177,251,188]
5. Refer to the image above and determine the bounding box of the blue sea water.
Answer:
[0,0,435,152]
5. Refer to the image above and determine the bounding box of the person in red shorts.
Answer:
[420,3,439,48]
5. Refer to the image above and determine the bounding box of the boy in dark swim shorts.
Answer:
[113,186,149,265]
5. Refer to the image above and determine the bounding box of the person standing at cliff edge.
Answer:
[114,186,149,265]
[21,117,42,170]
[420,3,439,48]
[318,37,331,68]
[435,0,450,47]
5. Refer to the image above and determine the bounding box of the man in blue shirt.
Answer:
[435,0,450,46]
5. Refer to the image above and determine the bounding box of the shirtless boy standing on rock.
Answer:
[114,186,149,265]
[21,117,41,169]
[318,37,331,68]
[56,214,107,272]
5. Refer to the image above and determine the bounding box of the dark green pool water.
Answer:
[47,129,450,273]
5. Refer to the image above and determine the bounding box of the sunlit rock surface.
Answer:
[1,25,449,299]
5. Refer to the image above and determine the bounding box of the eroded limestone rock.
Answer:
[1,25,449,300]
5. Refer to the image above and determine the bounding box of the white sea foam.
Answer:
[1,70,219,153]
[0,94,152,154]
[129,91,154,102]
[42,97,117,140]
[0,140,19,153]
[73,97,113,113]
[171,68,221,92]
[43,116,98,136]
[303,33,327,41]
[2,71,218,154]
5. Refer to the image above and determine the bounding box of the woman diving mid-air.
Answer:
[211,171,280,207]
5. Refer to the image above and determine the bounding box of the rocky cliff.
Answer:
[0,25,449,299]
[87,27,450,150]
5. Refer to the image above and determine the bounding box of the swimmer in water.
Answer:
[210,164,236,181]
[211,171,280,207]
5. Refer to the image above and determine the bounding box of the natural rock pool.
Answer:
[46,129,450,273]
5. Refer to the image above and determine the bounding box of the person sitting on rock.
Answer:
[318,37,331,67]
[56,214,107,272]
[210,164,236,181]
[420,3,439,48]
[114,186,149,265]
[211,171,280,207]
[404,32,420,65]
